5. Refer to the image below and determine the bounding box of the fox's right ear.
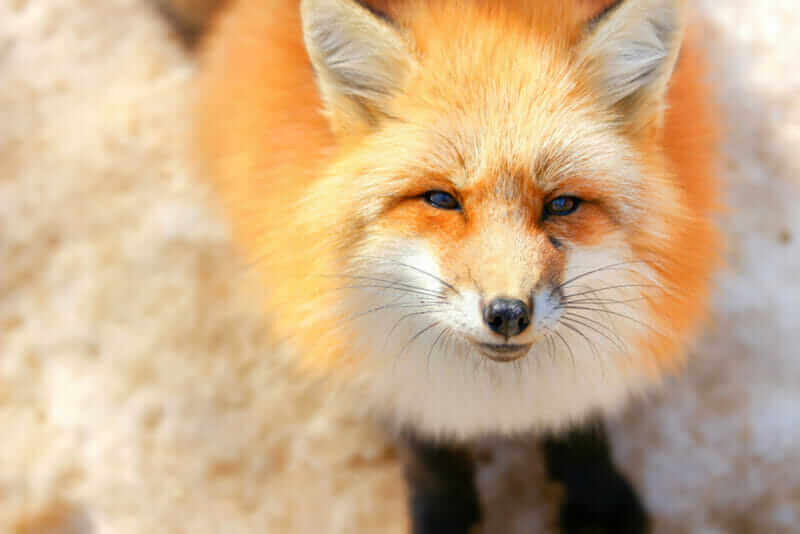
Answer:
[300,0,413,134]
[580,0,686,132]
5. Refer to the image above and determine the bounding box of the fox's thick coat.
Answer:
[194,0,719,439]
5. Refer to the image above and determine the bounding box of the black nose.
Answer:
[484,298,531,338]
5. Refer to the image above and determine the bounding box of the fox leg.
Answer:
[542,420,649,534]
[401,434,482,534]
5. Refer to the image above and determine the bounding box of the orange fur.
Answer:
[195,0,720,432]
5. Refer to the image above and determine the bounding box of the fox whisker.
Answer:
[560,314,627,356]
[426,326,451,375]
[397,321,442,361]
[345,302,447,323]
[353,255,461,296]
[560,296,650,309]
[562,283,663,300]
[558,319,604,372]
[554,260,650,294]
[385,310,448,350]
[553,330,576,370]
[562,312,627,351]
[337,284,448,300]
[558,305,668,338]
[328,273,448,299]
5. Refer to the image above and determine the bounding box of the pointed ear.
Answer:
[300,0,413,134]
[580,0,686,130]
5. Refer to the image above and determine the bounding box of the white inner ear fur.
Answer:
[300,0,412,127]
[580,0,685,123]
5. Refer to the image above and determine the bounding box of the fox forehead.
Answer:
[400,107,640,189]
[364,18,645,197]
[368,95,646,222]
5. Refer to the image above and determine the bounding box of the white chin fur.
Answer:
[345,241,662,440]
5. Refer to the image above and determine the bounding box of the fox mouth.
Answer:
[475,342,533,363]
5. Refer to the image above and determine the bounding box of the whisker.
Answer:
[562,283,663,300]
[327,273,447,299]
[385,310,445,348]
[397,321,441,360]
[553,330,576,370]
[554,260,649,293]
[558,305,667,338]
[562,312,627,351]
[558,319,602,367]
[353,255,461,296]
[545,333,557,364]
[561,296,651,308]
[426,326,450,375]
[345,302,446,323]
[561,314,626,355]
[441,329,456,365]
[336,284,447,300]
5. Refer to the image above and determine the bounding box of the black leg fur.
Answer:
[542,420,650,534]
[401,435,481,534]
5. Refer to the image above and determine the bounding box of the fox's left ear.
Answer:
[300,0,413,135]
[580,0,686,131]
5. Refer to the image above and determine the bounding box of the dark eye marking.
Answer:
[423,191,461,211]
[545,196,581,217]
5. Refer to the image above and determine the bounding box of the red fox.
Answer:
[169,0,721,531]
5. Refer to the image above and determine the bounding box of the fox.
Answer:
[162,0,721,531]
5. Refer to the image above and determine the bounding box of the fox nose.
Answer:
[483,298,531,338]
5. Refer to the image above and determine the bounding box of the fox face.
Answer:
[338,107,659,361]
[287,0,718,438]
[328,109,675,436]
[198,0,718,440]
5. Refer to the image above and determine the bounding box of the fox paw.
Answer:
[558,472,649,534]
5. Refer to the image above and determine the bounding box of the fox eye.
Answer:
[423,191,461,211]
[545,196,581,216]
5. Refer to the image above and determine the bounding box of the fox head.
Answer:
[267,0,717,438]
